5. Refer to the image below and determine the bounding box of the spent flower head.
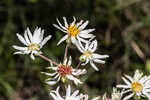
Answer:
[42,56,87,85]
[78,40,109,71]
[53,17,95,47]
[12,27,52,60]
[117,69,150,100]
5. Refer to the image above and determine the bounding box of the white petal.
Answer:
[143,91,150,99]
[85,41,90,51]
[41,72,57,76]
[93,59,105,64]
[50,62,54,67]
[63,57,68,65]
[144,85,150,89]
[124,75,133,82]
[143,89,150,93]
[57,35,68,45]
[76,20,83,27]
[55,87,63,100]
[48,66,58,71]
[77,40,85,53]
[33,27,41,43]
[123,93,134,100]
[24,30,31,45]
[89,40,97,52]
[24,50,30,54]
[13,45,28,51]
[45,74,59,81]
[139,76,150,83]
[133,70,143,81]
[50,92,59,100]
[71,17,76,26]
[77,36,88,44]
[72,90,79,97]
[66,85,71,97]
[13,50,30,55]
[46,81,57,85]
[117,84,130,88]
[30,53,35,60]
[13,51,24,55]
[70,37,76,44]
[46,75,60,82]
[63,17,68,28]
[26,27,33,43]
[39,29,44,43]
[53,24,67,33]
[122,89,132,94]
[72,69,87,76]
[80,29,95,34]
[56,18,67,30]
[78,21,89,30]
[122,77,131,86]
[92,53,109,59]
[16,33,28,46]
[53,74,60,80]
[40,35,52,47]
[90,61,99,71]
[68,56,72,66]
[79,33,95,39]
[67,75,82,85]
[74,38,85,53]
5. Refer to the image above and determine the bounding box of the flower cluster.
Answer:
[53,17,109,71]
[12,17,150,100]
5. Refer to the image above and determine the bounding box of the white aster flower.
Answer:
[117,69,150,100]
[53,17,95,47]
[12,27,52,60]
[42,56,87,85]
[50,85,82,100]
[78,40,109,71]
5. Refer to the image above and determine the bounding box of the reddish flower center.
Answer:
[58,65,72,76]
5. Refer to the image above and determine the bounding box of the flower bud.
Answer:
[61,77,68,83]
[79,55,86,62]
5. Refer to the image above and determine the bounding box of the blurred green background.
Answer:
[0,0,150,100]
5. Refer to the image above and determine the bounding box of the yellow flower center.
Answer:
[28,43,39,51]
[68,25,80,37]
[84,51,92,58]
[132,82,143,93]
